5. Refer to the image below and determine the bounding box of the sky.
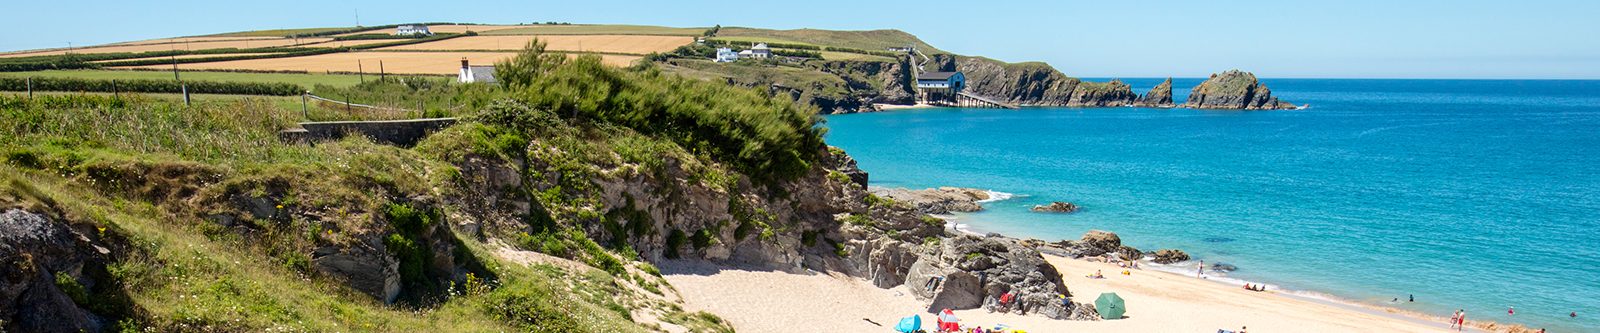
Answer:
[3,0,1597,79]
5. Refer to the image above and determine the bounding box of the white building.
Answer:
[750,43,771,59]
[714,47,739,62]
[458,58,496,83]
[397,24,433,36]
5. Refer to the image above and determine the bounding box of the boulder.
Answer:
[1211,262,1238,273]
[926,271,983,311]
[312,243,402,303]
[1030,201,1080,213]
[0,209,105,333]
[1182,70,1300,110]
[1076,230,1122,257]
[1151,249,1190,264]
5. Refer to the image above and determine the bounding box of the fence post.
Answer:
[379,60,386,82]
[345,98,351,112]
[301,92,310,120]
[111,80,118,98]
[182,84,190,106]
[358,61,365,84]
[25,77,32,99]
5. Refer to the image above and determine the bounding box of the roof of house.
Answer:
[917,72,961,81]
[468,66,496,82]
[752,43,769,50]
[398,24,427,29]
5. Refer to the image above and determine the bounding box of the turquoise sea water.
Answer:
[822,79,1600,332]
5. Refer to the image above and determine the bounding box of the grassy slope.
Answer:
[0,70,367,89]
[482,24,706,36]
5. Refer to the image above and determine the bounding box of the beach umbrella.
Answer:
[894,315,921,333]
[1095,292,1126,320]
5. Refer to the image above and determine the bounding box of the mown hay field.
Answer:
[1,38,330,58]
[380,35,693,54]
[481,24,705,36]
[297,39,412,48]
[115,52,641,74]
[0,69,367,88]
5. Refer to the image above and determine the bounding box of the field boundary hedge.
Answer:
[0,76,302,96]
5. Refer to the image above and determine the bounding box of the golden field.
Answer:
[1,38,330,58]
[379,35,693,54]
[87,53,282,63]
[114,51,641,74]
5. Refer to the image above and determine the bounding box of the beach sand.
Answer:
[664,255,1466,332]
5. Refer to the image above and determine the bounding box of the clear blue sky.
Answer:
[4,0,1597,79]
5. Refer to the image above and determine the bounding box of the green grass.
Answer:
[482,24,706,36]
[820,51,893,61]
[0,70,367,89]
[717,27,942,53]
[211,27,356,37]
[708,36,820,47]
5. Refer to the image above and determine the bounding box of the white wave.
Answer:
[976,190,1016,203]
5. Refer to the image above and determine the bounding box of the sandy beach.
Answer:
[664,255,1467,332]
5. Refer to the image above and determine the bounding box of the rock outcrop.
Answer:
[0,209,108,333]
[1182,70,1299,110]
[1133,78,1175,108]
[901,234,1098,320]
[869,187,991,215]
[1151,249,1190,264]
[1030,201,1080,213]
[926,55,1138,107]
[1046,230,1143,261]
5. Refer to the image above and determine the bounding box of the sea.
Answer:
[821,78,1600,332]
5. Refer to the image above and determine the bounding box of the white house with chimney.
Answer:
[750,43,771,59]
[397,24,433,36]
[458,58,496,83]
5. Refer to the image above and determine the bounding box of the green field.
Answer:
[0,70,370,89]
[482,24,706,36]
[210,27,356,37]
[708,36,894,61]
[718,27,942,53]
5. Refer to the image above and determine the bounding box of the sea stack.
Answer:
[1182,70,1300,110]
[1133,78,1175,107]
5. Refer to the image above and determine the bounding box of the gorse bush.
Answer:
[493,39,826,181]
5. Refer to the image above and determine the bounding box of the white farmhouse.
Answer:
[714,47,739,62]
[750,43,771,59]
[458,58,496,83]
[397,24,433,36]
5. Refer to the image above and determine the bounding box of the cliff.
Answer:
[1134,78,1175,108]
[1182,70,1299,110]
[928,55,1138,107]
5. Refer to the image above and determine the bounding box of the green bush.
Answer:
[665,229,687,259]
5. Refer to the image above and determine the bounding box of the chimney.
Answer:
[461,58,469,69]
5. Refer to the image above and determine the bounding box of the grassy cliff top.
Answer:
[717,27,942,54]
[1192,69,1259,95]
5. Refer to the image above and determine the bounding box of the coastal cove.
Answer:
[823,78,1600,332]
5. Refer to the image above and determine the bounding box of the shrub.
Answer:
[665,229,687,259]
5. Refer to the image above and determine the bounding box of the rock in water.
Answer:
[1182,70,1300,110]
[1031,202,1080,213]
[1133,78,1175,107]
[1151,249,1191,264]
[869,187,991,215]
[1211,262,1238,273]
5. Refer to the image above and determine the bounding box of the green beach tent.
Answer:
[1095,292,1126,320]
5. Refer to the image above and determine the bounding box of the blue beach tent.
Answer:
[894,314,921,333]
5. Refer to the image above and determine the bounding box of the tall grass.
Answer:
[0,94,316,164]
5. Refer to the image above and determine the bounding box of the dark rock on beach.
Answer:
[1211,262,1239,273]
[1151,249,1191,264]
[1182,70,1300,110]
[1030,201,1080,213]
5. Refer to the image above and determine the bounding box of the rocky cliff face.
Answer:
[816,57,917,107]
[1182,70,1299,110]
[1134,78,1175,108]
[926,55,1137,107]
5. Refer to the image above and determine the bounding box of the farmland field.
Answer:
[210,27,356,37]
[0,69,368,88]
[481,24,706,36]
[108,36,287,46]
[717,27,941,53]
[297,39,412,48]
[380,35,693,54]
[86,53,283,63]
[114,52,641,74]
[1,38,330,58]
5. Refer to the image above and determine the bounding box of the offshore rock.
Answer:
[1133,78,1176,107]
[1182,70,1299,110]
[1030,201,1080,213]
[1151,249,1191,264]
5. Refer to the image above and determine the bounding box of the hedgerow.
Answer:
[0,77,301,95]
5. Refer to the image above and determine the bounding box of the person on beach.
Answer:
[1458,310,1467,331]
[1198,260,1206,278]
[1409,294,1414,302]
[1572,311,1578,318]
[1450,309,1462,329]
[1509,306,1515,316]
